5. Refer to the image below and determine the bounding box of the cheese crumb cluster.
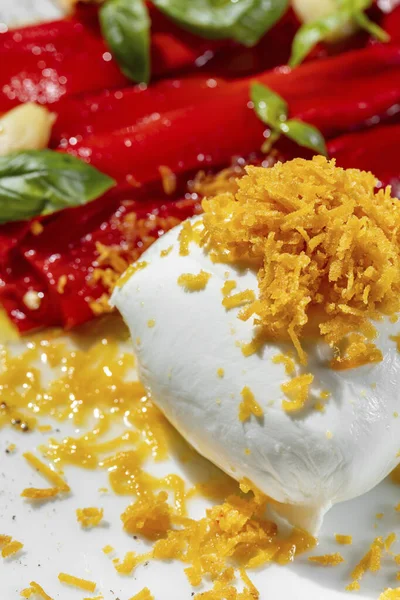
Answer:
[202,156,400,366]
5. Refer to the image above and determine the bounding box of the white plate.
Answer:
[1,323,399,600]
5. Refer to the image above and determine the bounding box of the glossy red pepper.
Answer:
[0,4,226,112]
[63,45,400,184]
[0,191,200,332]
[329,123,400,195]
[51,76,230,145]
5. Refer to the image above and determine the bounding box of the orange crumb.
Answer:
[308,553,344,566]
[240,336,264,357]
[217,368,224,378]
[128,588,154,600]
[385,533,396,552]
[378,590,400,599]
[147,319,156,328]
[222,290,255,310]
[159,165,177,195]
[30,221,44,236]
[76,507,104,528]
[102,545,114,555]
[116,261,148,289]
[221,280,237,297]
[376,513,384,519]
[58,573,96,592]
[89,293,113,316]
[2,540,23,558]
[239,386,263,422]
[345,581,360,592]
[22,452,69,493]
[178,271,211,291]
[56,275,67,295]
[21,488,60,500]
[122,492,171,540]
[272,353,295,375]
[20,582,52,599]
[38,425,52,433]
[335,534,352,545]
[160,245,173,258]
[281,373,314,412]
[178,220,201,256]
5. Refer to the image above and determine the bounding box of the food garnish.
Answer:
[202,156,400,366]
[251,82,327,155]
[0,151,115,224]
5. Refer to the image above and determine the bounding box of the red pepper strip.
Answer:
[379,5,400,44]
[0,193,200,332]
[63,44,400,184]
[0,4,225,112]
[329,123,400,195]
[51,76,229,146]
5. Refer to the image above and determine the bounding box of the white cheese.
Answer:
[112,218,400,534]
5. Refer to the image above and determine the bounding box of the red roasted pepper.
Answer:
[63,45,400,184]
[329,123,400,194]
[51,76,229,145]
[0,191,200,332]
[0,4,226,112]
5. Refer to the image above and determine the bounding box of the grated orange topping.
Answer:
[239,386,263,422]
[160,245,173,258]
[0,317,320,600]
[22,452,70,495]
[308,553,344,566]
[178,271,211,292]
[221,280,237,297]
[202,156,400,366]
[58,573,96,592]
[379,590,400,599]
[335,534,352,545]
[272,353,295,375]
[21,487,60,500]
[20,582,53,599]
[115,261,148,289]
[281,373,314,413]
[129,588,154,600]
[30,221,44,236]
[179,220,202,256]
[217,368,225,378]
[122,491,172,540]
[346,581,360,592]
[1,539,23,558]
[76,507,104,528]
[222,290,255,310]
[348,536,384,589]
[102,545,114,555]
[159,165,177,196]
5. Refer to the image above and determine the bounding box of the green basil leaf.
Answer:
[279,119,328,156]
[250,82,288,128]
[153,0,288,46]
[0,151,116,224]
[230,0,290,47]
[289,12,350,67]
[100,0,151,84]
[354,11,390,42]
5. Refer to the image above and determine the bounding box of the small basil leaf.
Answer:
[354,11,390,42]
[261,130,281,154]
[280,119,328,156]
[153,0,288,46]
[250,82,288,128]
[0,151,116,224]
[230,0,290,47]
[100,0,151,84]
[289,12,350,67]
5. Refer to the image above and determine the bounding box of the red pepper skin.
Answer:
[0,192,200,332]
[51,76,229,146]
[64,45,400,184]
[329,123,400,195]
[0,5,225,112]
